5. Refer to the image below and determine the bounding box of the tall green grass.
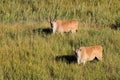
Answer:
[0,0,120,26]
[0,22,120,80]
[0,0,120,80]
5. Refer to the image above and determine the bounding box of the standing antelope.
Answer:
[49,20,78,33]
[74,45,103,65]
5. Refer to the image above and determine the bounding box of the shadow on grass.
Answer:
[32,27,52,35]
[110,24,120,30]
[55,55,100,65]
[55,55,77,64]
[110,18,120,30]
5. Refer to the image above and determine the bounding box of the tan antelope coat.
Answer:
[50,20,78,33]
[74,45,103,65]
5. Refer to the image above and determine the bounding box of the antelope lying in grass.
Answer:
[49,20,78,33]
[74,45,103,65]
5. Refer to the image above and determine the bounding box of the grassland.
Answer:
[0,0,120,80]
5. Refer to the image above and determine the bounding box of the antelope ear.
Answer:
[48,19,51,23]
[53,18,57,22]
[72,47,75,51]
[48,17,52,23]
[48,20,50,23]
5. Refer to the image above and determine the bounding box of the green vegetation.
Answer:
[0,0,120,26]
[0,0,120,80]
